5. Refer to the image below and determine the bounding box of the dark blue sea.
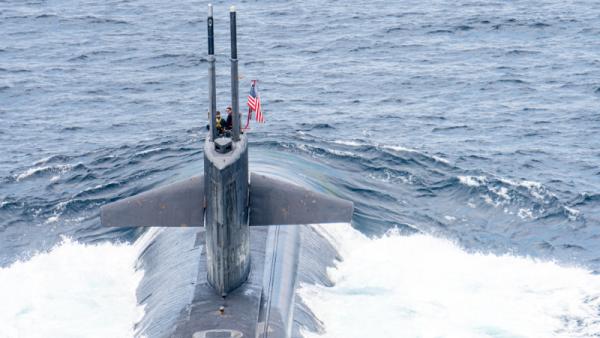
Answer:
[1,0,599,337]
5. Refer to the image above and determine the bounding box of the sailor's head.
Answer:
[216,111,221,118]
[226,106,232,115]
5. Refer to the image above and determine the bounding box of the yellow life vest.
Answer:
[215,116,222,129]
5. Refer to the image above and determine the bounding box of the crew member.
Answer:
[225,106,233,130]
[215,111,224,134]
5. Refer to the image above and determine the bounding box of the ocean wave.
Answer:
[67,54,88,62]
[530,22,551,28]
[292,139,576,224]
[427,29,453,34]
[458,174,548,199]
[379,144,419,153]
[0,236,145,337]
[134,147,167,158]
[455,174,566,220]
[14,164,73,182]
[454,24,473,31]
[330,139,419,155]
[73,182,121,199]
[332,139,364,147]
[300,224,600,338]
[458,175,487,187]
[432,125,470,132]
[81,16,129,25]
[299,123,335,130]
[571,192,600,206]
[35,14,58,19]
[33,154,73,166]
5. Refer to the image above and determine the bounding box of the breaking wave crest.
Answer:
[0,232,155,337]
[299,224,600,338]
[14,164,75,182]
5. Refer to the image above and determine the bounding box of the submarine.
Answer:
[100,4,354,338]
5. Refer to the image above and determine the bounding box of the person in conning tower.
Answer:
[225,106,233,131]
[215,111,224,135]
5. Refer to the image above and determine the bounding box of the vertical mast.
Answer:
[208,4,218,141]
[230,6,240,141]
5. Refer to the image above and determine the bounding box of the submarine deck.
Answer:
[171,227,268,338]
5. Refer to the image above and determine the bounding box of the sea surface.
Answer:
[1,0,600,337]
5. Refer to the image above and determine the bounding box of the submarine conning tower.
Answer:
[204,135,250,296]
[205,4,249,296]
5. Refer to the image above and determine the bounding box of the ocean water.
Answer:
[1,0,600,337]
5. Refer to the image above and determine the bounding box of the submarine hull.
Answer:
[132,222,340,338]
[171,225,300,338]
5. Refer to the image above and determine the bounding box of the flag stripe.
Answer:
[246,80,264,123]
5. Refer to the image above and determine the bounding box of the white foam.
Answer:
[135,147,164,157]
[529,189,546,201]
[460,175,559,214]
[499,177,550,200]
[493,186,510,200]
[325,148,356,157]
[0,235,149,338]
[519,180,542,189]
[498,177,543,191]
[44,215,59,224]
[367,169,413,184]
[564,206,580,221]
[458,175,487,187]
[432,155,450,164]
[518,208,535,219]
[481,194,500,207]
[33,156,53,166]
[15,164,72,182]
[380,144,418,153]
[16,167,49,181]
[462,175,546,199]
[334,139,418,153]
[300,224,600,338]
[332,140,452,165]
[332,139,364,147]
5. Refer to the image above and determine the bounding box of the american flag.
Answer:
[247,80,264,123]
